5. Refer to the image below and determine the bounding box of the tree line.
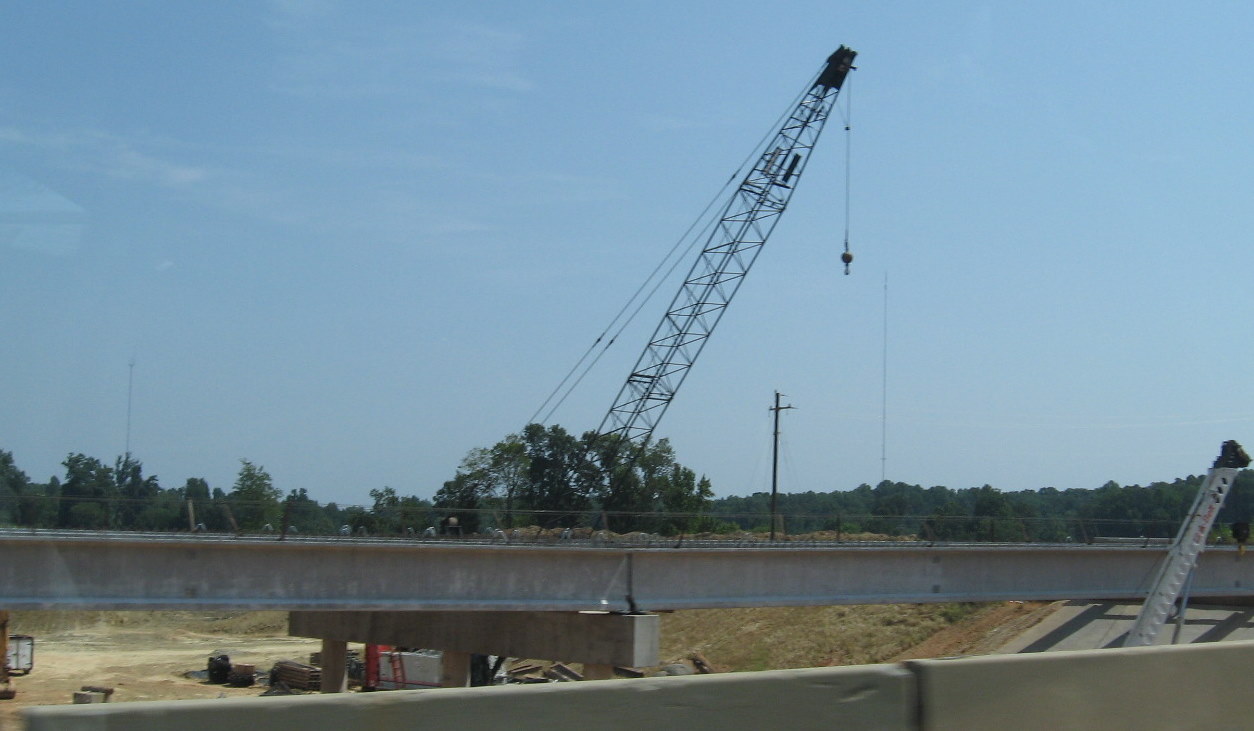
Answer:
[432,423,713,534]
[4,426,1254,541]
[0,450,429,535]
[708,475,1254,542]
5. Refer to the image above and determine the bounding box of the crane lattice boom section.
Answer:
[598,47,856,445]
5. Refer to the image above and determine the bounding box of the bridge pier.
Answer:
[439,652,471,688]
[290,610,659,689]
[319,639,348,693]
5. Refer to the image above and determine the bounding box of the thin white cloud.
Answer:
[0,167,89,256]
[264,6,534,98]
[0,125,209,188]
[105,148,207,186]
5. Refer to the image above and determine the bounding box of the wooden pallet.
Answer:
[271,660,322,690]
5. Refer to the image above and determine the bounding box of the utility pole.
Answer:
[769,391,795,541]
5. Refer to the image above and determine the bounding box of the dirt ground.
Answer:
[1,615,322,730]
[888,600,1060,660]
[0,603,1059,730]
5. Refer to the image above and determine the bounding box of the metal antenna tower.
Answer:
[125,357,135,458]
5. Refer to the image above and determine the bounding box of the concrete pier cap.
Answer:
[289,610,660,669]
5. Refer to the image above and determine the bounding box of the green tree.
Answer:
[924,499,967,541]
[228,459,281,530]
[591,437,715,534]
[113,454,162,529]
[433,470,490,533]
[0,450,29,525]
[19,477,60,528]
[59,454,115,528]
[486,438,529,527]
[516,424,591,523]
[654,464,714,535]
[180,478,221,531]
[283,488,335,535]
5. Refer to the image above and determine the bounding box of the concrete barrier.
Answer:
[24,663,916,731]
[910,639,1254,730]
[23,640,1254,730]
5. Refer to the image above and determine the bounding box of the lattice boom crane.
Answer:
[1123,439,1250,647]
[596,46,857,447]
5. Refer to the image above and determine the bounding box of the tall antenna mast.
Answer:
[125,357,135,458]
[881,273,888,484]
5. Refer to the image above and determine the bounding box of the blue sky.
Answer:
[3,1,1254,506]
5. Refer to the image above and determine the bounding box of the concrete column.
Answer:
[440,651,471,688]
[583,664,614,681]
[319,639,348,693]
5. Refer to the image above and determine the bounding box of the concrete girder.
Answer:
[4,531,1254,611]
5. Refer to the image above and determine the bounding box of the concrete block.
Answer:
[909,638,1254,730]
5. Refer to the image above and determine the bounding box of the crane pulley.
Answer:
[595,46,857,448]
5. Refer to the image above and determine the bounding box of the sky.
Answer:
[3,1,1254,507]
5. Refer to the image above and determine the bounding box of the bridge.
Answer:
[10,528,1254,691]
[5,529,1254,611]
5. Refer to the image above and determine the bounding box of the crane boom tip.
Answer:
[816,46,857,90]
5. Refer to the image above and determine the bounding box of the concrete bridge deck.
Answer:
[4,529,1254,611]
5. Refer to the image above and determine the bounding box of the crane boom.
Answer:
[596,46,856,447]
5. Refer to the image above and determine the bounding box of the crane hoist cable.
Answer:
[839,77,854,275]
[529,67,828,428]
[528,169,729,427]
[595,46,858,450]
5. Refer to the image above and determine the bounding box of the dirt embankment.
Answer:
[1,603,1059,729]
[658,601,1057,672]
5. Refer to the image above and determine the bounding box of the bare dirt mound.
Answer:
[658,601,1049,671]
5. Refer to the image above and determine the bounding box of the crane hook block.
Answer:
[815,46,857,91]
[841,250,853,275]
